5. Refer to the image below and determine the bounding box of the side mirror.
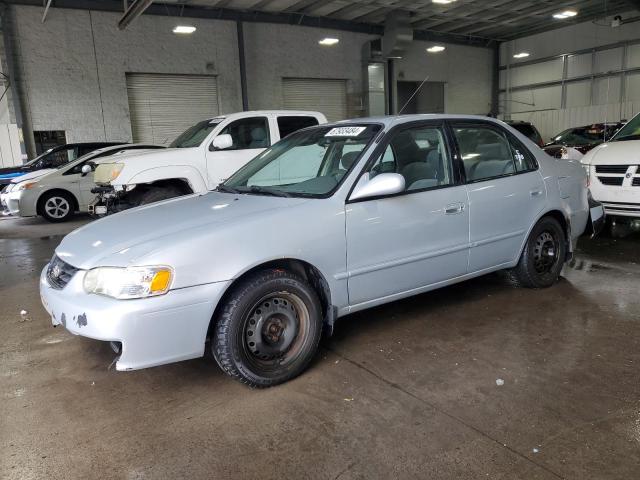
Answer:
[210,134,233,151]
[80,163,94,177]
[349,173,405,201]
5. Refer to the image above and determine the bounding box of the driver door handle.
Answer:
[530,189,543,197]
[445,202,465,215]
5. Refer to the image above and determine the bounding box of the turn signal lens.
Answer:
[150,270,172,293]
[16,181,38,191]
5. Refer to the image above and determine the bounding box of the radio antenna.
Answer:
[397,75,430,116]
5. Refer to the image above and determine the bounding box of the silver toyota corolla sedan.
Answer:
[40,115,603,387]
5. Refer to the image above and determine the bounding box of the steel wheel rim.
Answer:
[533,230,559,274]
[45,197,70,219]
[243,291,310,371]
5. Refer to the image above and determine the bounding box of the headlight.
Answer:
[83,266,173,299]
[15,181,38,191]
[94,163,125,183]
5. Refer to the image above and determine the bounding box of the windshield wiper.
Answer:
[243,186,291,197]
[216,184,241,194]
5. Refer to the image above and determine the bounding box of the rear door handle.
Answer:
[444,202,465,215]
[530,189,543,197]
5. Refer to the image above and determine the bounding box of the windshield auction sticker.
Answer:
[325,126,367,137]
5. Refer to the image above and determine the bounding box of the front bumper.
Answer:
[40,264,230,370]
[583,193,606,237]
[3,189,28,216]
[89,185,136,216]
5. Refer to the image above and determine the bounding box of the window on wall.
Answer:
[33,131,66,155]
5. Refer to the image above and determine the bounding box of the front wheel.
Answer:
[40,191,75,222]
[508,216,566,288]
[212,270,323,388]
[136,185,184,206]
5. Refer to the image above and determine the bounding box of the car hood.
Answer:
[93,147,185,166]
[56,192,308,269]
[10,168,56,184]
[580,139,640,165]
[0,165,29,179]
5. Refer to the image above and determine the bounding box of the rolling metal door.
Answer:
[126,73,219,144]
[282,78,347,122]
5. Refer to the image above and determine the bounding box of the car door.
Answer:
[205,115,272,186]
[345,122,470,307]
[449,121,546,272]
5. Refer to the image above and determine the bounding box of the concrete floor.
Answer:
[1,214,639,480]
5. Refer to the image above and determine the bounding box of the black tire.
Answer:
[136,185,184,206]
[212,269,323,388]
[507,216,566,288]
[40,191,75,223]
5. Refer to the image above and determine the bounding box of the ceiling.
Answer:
[155,0,639,41]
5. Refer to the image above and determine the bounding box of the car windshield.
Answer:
[169,119,222,148]
[612,114,640,142]
[551,128,605,146]
[223,124,381,197]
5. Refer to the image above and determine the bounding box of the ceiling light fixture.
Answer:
[432,0,456,4]
[427,45,446,53]
[319,37,339,46]
[173,25,196,34]
[513,52,530,59]
[553,9,578,19]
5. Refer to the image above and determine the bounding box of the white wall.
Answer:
[11,5,241,144]
[7,4,495,147]
[499,11,640,140]
[243,23,376,118]
[396,41,493,115]
[500,11,640,65]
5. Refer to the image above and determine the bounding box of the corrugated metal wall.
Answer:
[126,73,219,145]
[282,78,348,122]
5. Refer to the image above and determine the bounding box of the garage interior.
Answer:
[1,0,640,479]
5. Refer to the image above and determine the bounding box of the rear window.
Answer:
[277,116,319,139]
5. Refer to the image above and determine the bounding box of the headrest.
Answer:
[340,151,360,169]
[250,127,267,141]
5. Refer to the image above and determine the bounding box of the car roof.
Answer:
[206,110,326,122]
[316,114,505,129]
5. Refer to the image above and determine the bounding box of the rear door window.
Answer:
[277,116,319,139]
[453,125,516,182]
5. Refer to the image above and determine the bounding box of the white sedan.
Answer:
[2,144,163,222]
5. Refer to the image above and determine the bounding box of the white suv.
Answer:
[581,113,640,232]
[90,110,326,215]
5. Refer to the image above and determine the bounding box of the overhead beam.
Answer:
[5,0,494,47]
[117,0,152,30]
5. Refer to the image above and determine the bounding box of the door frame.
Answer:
[345,119,465,204]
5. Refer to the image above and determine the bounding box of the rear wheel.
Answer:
[40,191,75,222]
[508,216,566,288]
[212,270,323,388]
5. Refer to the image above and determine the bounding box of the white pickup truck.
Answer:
[89,110,326,215]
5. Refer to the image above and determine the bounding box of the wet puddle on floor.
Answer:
[567,258,612,272]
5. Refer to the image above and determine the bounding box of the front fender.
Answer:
[121,165,207,193]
